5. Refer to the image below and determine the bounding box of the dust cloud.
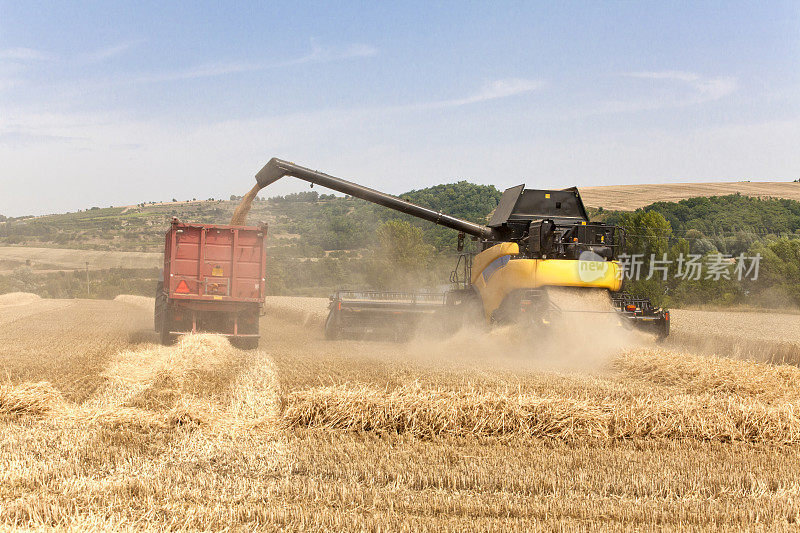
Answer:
[402,286,649,378]
[263,289,649,381]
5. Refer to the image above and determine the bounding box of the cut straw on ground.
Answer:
[284,383,800,444]
[2,334,282,435]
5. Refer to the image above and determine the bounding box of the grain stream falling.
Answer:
[230,183,262,226]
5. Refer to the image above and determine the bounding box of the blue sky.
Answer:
[1,1,798,216]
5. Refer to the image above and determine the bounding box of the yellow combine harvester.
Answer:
[255,158,669,340]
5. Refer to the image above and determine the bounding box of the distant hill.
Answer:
[3,180,800,255]
[580,181,800,210]
[3,179,800,302]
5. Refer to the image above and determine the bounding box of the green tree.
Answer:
[746,238,800,308]
[366,220,435,290]
[617,211,673,303]
[619,210,672,258]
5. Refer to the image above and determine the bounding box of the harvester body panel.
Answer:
[471,243,623,320]
[471,242,520,285]
[154,219,268,347]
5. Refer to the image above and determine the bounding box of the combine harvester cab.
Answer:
[254,157,669,342]
[154,218,268,348]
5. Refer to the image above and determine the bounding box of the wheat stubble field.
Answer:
[2,294,800,530]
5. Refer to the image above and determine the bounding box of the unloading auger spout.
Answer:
[256,158,497,240]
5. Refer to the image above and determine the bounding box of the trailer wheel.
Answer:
[154,286,175,345]
[158,308,176,345]
[324,308,341,340]
[154,281,165,332]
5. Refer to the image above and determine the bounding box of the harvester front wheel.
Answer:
[655,314,670,343]
[457,293,486,332]
[324,308,342,340]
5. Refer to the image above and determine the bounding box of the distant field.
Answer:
[581,181,800,210]
[0,246,161,271]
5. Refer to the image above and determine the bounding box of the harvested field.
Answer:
[263,295,329,326]
[0,291,41,306]
[580,180,800,210]
[113,294,155,309]
[668,308,800,365]
[1,296,799,530]
[0,246,161,271]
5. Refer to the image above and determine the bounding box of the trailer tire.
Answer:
[154,281,165,332]
[158,309,176,345]
[155,289,176,346]
[324,308,341,340]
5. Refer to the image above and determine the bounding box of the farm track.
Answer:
[1,295,800,530]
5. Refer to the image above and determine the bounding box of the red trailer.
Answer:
[154,217,268,348]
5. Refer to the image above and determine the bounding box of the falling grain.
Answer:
[230,183,262,226]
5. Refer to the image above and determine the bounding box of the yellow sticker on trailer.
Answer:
[213,296,222,300]
[211,265,223,276]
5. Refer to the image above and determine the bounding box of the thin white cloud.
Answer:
[0,40,141,67]
[134,61,260,82]
[626,71,701,82]
[624,70,737,101]
[0,47,52,61]
[568,70,739,118]
[441,78,542,107]
[81,40,143,63]
[135,42,378,83]
[0,78,21,90]
[277,42,378,66]
[321,77,542,114]
[693,77,737,100]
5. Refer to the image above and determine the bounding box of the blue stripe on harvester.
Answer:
[482,255,510,282]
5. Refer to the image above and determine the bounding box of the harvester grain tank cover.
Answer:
[489,186,589,227]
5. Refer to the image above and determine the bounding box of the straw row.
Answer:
[285,384,800,444]
[613,347,800,403]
